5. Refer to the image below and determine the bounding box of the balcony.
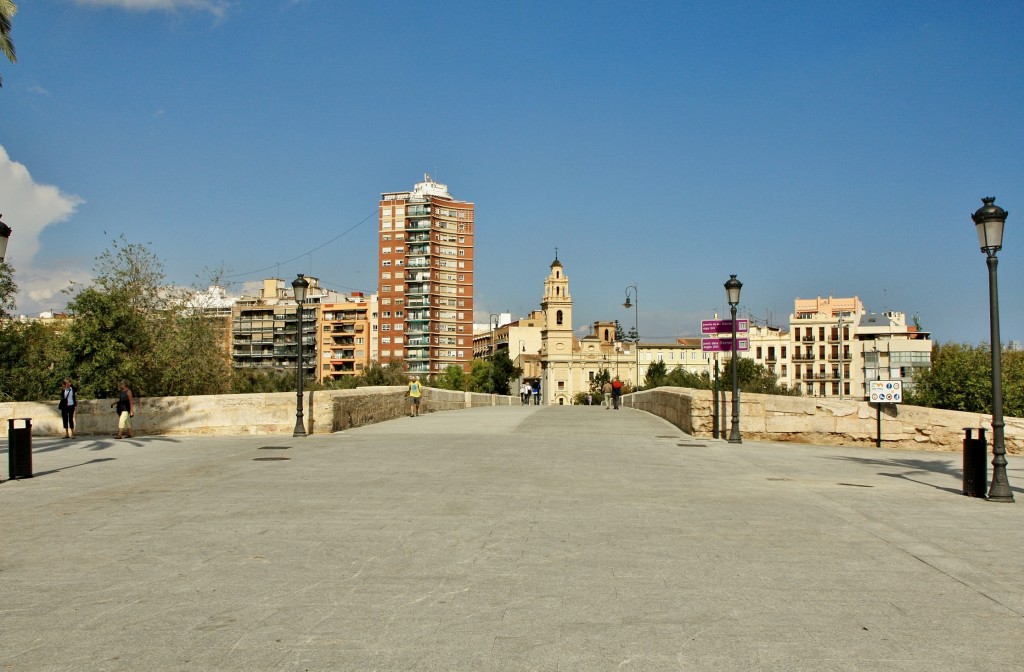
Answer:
[792,353,815,362]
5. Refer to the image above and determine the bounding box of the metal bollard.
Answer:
[962,428,987,498]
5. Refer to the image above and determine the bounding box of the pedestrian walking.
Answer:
[407,376,422,417]
[111,380,134,438]
[58,378,77,438]
[532,382,540,405]
[611,377,623,410]
[602,380,613,409]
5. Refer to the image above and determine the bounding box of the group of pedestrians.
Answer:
[519,381,540,405]
[55,378,134,439]
[602,377,623,409]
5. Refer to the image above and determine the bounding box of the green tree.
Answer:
[431,364,466,391]
[62,286,155,398]
[489,351,521,395]
[0,320,61,401]
[152,307,232,396]
[0,0,16,87]
[905,342,1024,416]
[360,360,409,386]
[467,359,493,393]
[614,320,625,341]
[665,366,713,390]
[644,360,668,388]
[60,237,235,399]
[0,258,16,319]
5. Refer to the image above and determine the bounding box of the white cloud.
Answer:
[0,144,86,314]
[71,0,230,19]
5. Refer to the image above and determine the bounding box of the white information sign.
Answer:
[869,380,902,404]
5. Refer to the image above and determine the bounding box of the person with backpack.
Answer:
[611,377,623,410]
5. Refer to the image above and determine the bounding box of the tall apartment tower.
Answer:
[378,175,475,375]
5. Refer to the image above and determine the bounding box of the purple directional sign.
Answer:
[701,319,749,334]
[701,337,749,352]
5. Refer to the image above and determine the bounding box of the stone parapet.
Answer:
[1,387,517,438]
[627,388,1023,453]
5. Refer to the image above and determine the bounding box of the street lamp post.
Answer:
[489,313,501,358]
[0,215,11,262]
[292,274,309,438]
[838,312,845,400]
[725,275,743,444]
[972,197,1013,503]
[623,285,639,403]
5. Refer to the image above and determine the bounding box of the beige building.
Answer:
[781,296,931,399]
[318,293,373,383]
[535,258,639,404]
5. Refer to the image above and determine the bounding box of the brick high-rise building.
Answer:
[378,175,475,375]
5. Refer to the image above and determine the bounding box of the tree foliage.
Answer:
[58,237,232,399]
[0,0,16,87]
[359,360,409,386]
[489,350,521,395]
[431,365,466,391]
[904,342,1024,416]
[0,321,61,401]
[642,357,796,397]
[0,259,16,319]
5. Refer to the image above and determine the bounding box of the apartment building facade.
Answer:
[231,278,318,379]
[318,292,373,383]
[378,175,475,376]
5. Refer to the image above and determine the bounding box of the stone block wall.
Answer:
[627,388,1024,453]
[0,387,517,438]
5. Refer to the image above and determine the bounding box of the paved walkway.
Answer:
[2,405,1024,671]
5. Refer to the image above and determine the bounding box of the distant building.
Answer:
[378,175,475,376]
[781,296,931,398]
[318,292,374,383]
[230,277,326,378]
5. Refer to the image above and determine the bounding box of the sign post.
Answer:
[869,381,903,447]
[702,318,749,439]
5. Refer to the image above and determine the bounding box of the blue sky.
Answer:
[2,0,1022,345]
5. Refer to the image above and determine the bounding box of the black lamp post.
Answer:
[623,285,639,401]
[0,215,11,262]
[292,274,309,438]
[725,275,742,444]
[972,197,1013,502]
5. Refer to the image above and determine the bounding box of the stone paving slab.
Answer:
[2,405,1023,671]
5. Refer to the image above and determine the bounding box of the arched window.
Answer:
[603,329,609,341]
[556,310,563,325]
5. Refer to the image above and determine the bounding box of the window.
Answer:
[382,247,391,254]
[382,260,391,267]
[557,310,563,325]
[381,337,391,344]
[381,324,390,331]
[756,347,762,359]
[781,346,787,359]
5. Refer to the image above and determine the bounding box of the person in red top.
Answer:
[611,377,623,410]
